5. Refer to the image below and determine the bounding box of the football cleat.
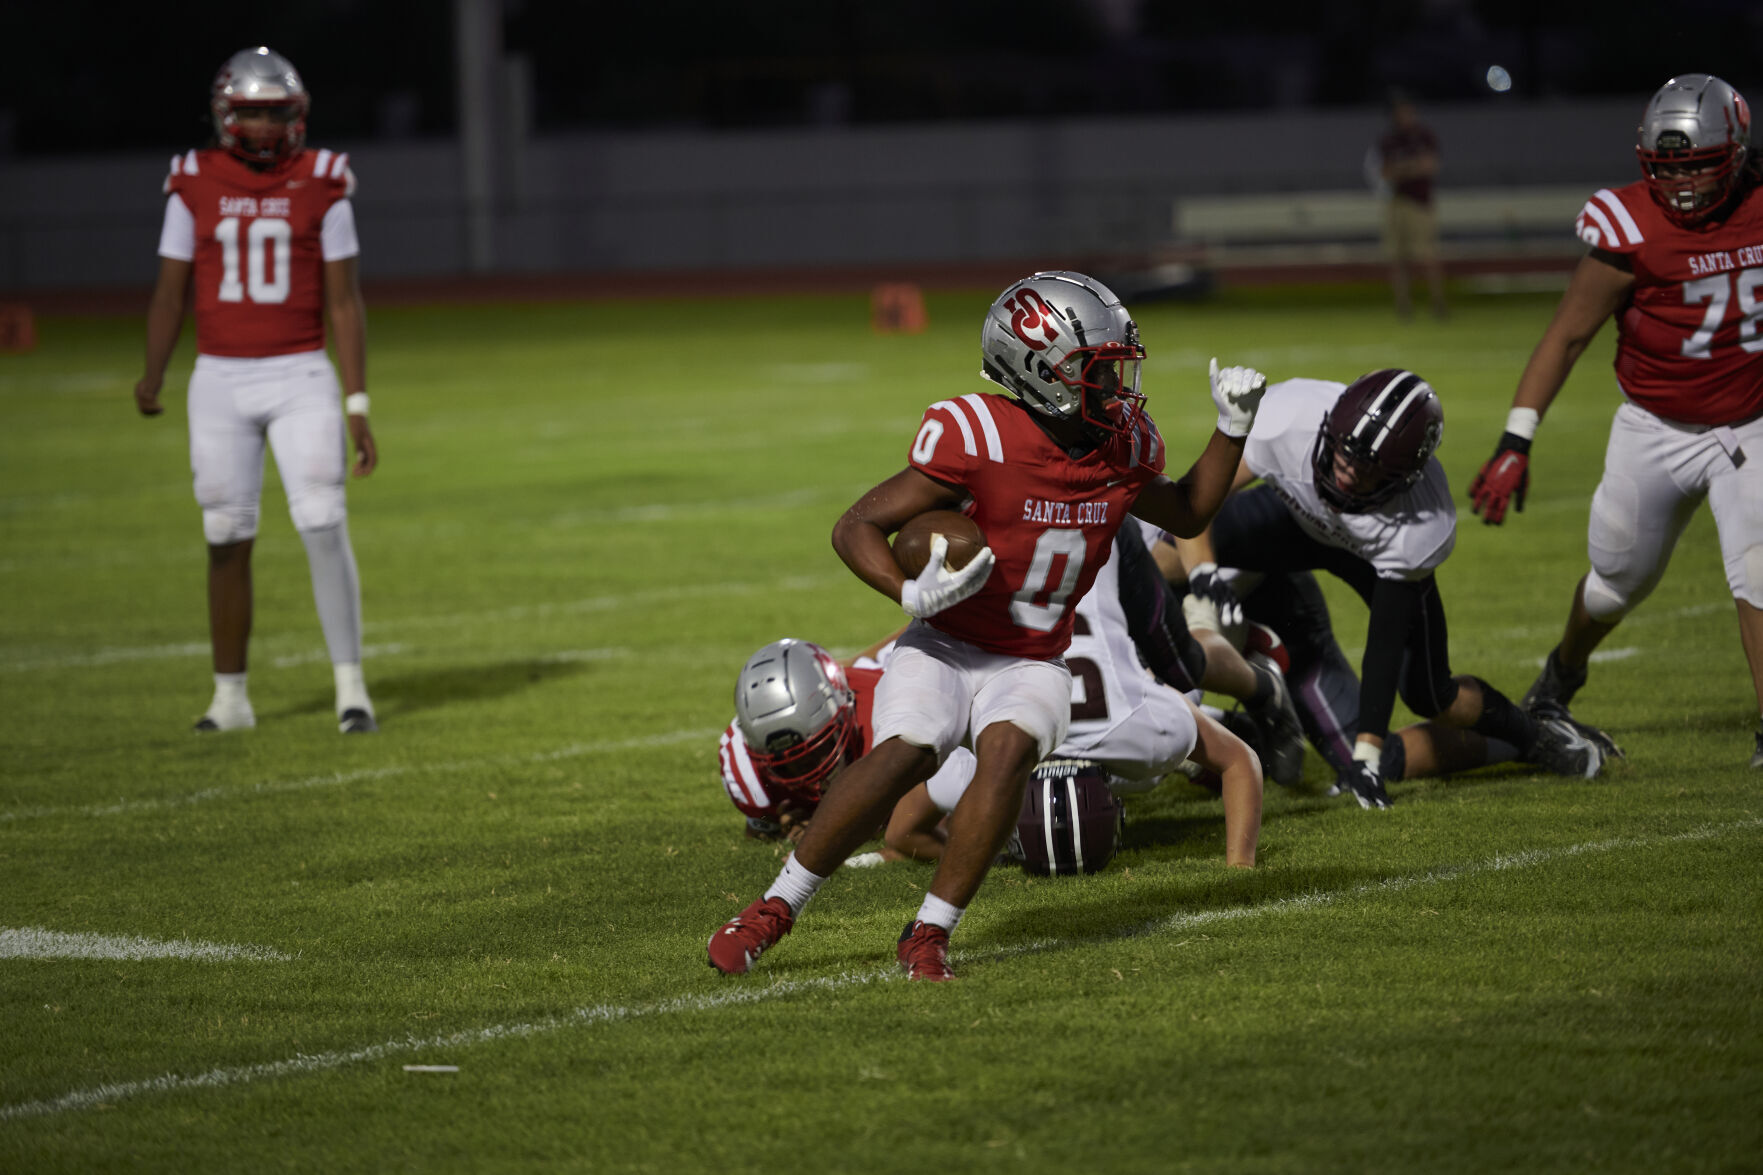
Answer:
[1749,719,1762,769]
[896,920,955,982]
[707,896,793,975]
[1521,647,1588,710]
[1525,702,1606,779]
[1244,653,1306,788]
[193,698,255,733]
[338,707,378,734]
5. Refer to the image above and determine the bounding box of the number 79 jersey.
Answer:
[1575,179,1763,426]
[159,147,357,358]
[907,392,1165,659]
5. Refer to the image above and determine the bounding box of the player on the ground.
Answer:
[1179,369,1621,811]
[1467,73,1763,769]
[134,47,378,734]
[707,271,1267,981]
[720,519,1265,867]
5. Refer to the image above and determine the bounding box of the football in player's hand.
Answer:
[893,510,986,578]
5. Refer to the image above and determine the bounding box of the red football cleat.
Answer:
[896,920,955,981]
[707,896,793,975]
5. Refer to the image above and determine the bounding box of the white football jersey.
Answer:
[1244,378,1456,581]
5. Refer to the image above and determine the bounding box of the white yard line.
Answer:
[0,928,290,963]
[0,728,721,824]
[2,816,1754,1122]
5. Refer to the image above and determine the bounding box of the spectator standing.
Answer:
[1379,91,1448,320]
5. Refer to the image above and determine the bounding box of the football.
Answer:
[892,510,986,579]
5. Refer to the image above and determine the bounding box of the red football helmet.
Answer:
[211,47,310,166]
[1312,370,1443,514]
[733,639,858,805]
[1636,74,1751,226]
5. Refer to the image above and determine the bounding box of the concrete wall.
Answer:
[0,98,1639,290]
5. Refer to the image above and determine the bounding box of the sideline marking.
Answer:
[0,728,721,824]
[3,817,1754,1122]
[0,928,291,963]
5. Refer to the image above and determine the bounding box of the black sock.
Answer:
[1248,662,1277,708]
[1468,677,1538,754]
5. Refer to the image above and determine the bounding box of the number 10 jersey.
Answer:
[158,147,358,359]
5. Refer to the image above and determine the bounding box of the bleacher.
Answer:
[1171,186,1591,278]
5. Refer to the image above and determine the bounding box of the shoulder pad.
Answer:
[309,149,357,197]
[163,149,202,195]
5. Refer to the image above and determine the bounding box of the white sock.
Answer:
[763,852,828,917]
[333,661,371,716]
[211,672,249,708]
[915,893,965,933]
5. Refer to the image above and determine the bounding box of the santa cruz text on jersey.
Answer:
[1022,498,1112,525]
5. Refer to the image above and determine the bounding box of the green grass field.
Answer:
[1,281,1758,1173]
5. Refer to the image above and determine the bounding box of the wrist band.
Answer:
[344,392,370,416]
[1505,407,1539,440]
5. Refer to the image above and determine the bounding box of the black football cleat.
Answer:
[338,708,378,734]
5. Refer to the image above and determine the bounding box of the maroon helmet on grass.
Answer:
[1016,760,1122,876]
[1312,369,1443,513]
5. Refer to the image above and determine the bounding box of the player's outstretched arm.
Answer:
[832,468,978,614]
[1470,249,1632,525]
[1184,696,1261,867]
[134,258,192,417]
[1130,433,1250,539]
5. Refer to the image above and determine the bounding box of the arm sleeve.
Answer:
[1357,575,1429,740]
[157,194,196,261]
[321,199,361,262]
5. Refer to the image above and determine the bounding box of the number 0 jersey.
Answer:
[158,147,358,359]
[906,392,1165,659]
[1574,179,1763,426]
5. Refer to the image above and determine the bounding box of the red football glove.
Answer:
[1468,432,1531,525]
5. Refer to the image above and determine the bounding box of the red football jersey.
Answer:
[1574,179,1763,426]
[162,147,355,359]
[719,664,881,823]
[906,392,1165,659]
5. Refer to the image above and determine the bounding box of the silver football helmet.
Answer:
[1636,73,1751,224]
[979,271,1145,434]
[211,46,310,165]
[733,638,857,801]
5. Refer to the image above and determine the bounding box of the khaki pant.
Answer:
[1384,196,1438,262]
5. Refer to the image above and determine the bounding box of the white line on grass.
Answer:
[3,816,1755,1122]
[5,575,847,670]
[0,728,722,824]
[0,928,291,963]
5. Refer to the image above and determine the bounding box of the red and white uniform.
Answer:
[906,392,1166,658]
[1574,180,1763,427]
[159,148,359,358]
[156,147,360,543]
[1570,180,1763,612]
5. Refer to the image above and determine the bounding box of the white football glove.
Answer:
[899,534,995,619]
[1210,357,1268,438]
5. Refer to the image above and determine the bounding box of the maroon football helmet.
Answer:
[1016,760,1122,876]
[1312,369,1443,514]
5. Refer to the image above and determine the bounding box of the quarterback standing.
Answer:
[134,47,378,734]
[707,270,1267,981]
[1469,74,1763,769]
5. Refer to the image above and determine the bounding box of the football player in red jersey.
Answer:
[1469,73,1763,769]
[133,47,379,734]
[707,271,1268,980]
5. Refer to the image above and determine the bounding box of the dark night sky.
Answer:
[3,0,1759,156]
